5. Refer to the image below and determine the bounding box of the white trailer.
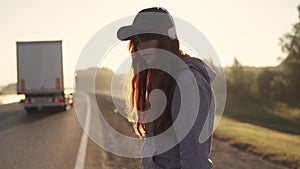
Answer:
[17,41,69,112]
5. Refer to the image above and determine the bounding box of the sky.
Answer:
[0,0,299,88]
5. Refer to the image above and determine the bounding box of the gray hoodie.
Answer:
[142,57,216,169]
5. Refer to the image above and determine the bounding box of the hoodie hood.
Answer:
[182,57,217,84]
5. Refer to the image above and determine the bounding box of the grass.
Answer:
[215,95,300,169]
[215,117,300,168]
[223,95,300,135]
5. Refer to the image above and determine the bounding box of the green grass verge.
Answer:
[223,95,300,135]
[215,94,300,169]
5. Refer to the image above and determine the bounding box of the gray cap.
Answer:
[117,7,177,41]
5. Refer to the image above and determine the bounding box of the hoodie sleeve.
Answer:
[171,69,214,169]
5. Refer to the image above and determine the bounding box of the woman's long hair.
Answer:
[127,34,189,138]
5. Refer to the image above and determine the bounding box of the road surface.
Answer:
[0,93,289,169]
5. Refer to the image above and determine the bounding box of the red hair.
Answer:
[128,34,189,138]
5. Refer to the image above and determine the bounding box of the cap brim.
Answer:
[117,25,162,41]
[117,25,137,41]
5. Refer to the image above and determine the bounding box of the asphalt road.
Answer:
[0,93,288,169]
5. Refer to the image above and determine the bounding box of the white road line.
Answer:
[74,93,91,169]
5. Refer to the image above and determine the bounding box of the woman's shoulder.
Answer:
[182,57,216,83]
[175,57,215,89]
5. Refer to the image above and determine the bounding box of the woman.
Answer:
[117,7,215,169]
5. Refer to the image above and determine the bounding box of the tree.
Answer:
[227,58,255,98]
[227,58,243,95]
[255,69,276,99]
[276,4,300,106]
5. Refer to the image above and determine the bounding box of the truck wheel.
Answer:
[61,106,66,112]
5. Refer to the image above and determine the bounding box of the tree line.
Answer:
[226,5,300,107]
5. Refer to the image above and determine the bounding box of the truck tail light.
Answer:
[54,98,61,103]
[24,99,30,104]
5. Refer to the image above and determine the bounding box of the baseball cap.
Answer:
[117,7,177,41]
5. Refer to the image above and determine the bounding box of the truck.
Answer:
[16,41,70,113]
